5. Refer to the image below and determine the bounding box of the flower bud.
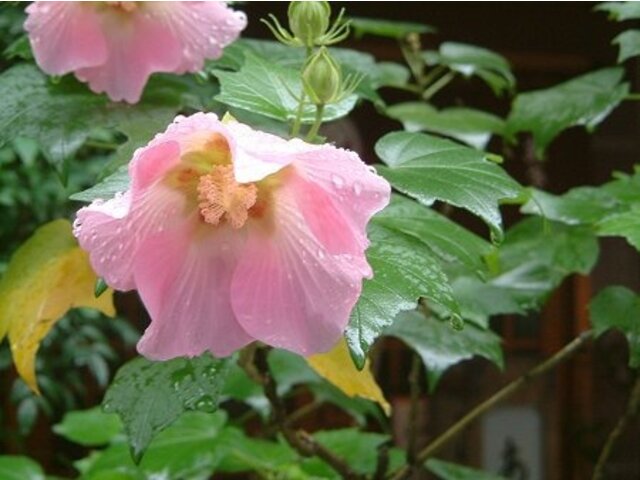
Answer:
[302,47,342,105]
[288,1,331,47]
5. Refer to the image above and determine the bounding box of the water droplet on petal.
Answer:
[317,249,325,260]
[331,174,344,189]
[366,165,377,175]
[353,182,362,196]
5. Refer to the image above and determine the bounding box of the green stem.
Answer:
[626,93,640,100]
[421,71,456,101]
[420,65,447,90]
[290,92,307,138]
[290,46,315,138]
[305,103,325,142]
[592,374,640,480]
[389,330,593,480]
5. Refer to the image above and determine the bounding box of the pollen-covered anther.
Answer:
[197,165,258,229]
[106,2,138,12]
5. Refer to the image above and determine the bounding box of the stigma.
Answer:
[197,165,257,229]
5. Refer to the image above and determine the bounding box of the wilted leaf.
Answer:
[0,220,114,392]
[307,338,390,414]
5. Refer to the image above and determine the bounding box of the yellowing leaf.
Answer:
[0,220,115,392]
[307,338,391,415]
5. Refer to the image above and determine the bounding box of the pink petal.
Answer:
[24,2,107,75]
[230,185,365,356]
[293,146,391,253]
[75,11,184,103]
[135,224,253,360]
[144,113,229,156]
[147,2,247,74]
[224,122,319,183]
[74,142,184,290]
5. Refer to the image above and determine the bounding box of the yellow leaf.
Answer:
[307,338,391,415]
[0,220,115,393]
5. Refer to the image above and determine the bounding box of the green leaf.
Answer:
[491,217,599,310]
[613,30,640,62]
[598,207,640,251]
[444,217,599,328]
[385,311,503,390]
[3,35,33,61]
[346,221,460,368]
[375,131,522,236]
[213,52,357,125]
[102,354,230,461]
[85,412,227,480]
[376,195,492,277]
[99,106,178,178]
[506,68,629,158]
[424,42,515,95]
[451,275,525,328]
[590,286,640,368]
[601,166,640,205]
[374,62,411,88]
[596,2,640,21]
[215,427,298,474]
[0,64,104,165]
[70,166,129,203]
[0,456,45,480]
[521,187,622,225]
[53,407,122,446]
[425,458,506,480]
[385,102,507,149]
[350,17,435,39]
[210,39,389,106]
[0,65,185,168]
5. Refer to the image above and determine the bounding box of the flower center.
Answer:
[197,165,257,229]
[106,2,138,12]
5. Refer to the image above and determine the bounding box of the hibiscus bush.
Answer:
[1,1,639,479]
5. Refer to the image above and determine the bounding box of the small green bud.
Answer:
[302,47,342,105]
[288,1,331,47]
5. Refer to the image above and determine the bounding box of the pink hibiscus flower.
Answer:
[73,113,390,359]
[24,2,246,103]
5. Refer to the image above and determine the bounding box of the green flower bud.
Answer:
[302,47,342,105]
[288,1,331,47]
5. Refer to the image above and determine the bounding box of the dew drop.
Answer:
[331,174,344,189]
[366,165,377,175]
[317,249,325,260]
[195,395,216,413]
[353,182,363,196]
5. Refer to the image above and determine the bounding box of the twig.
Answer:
[263,400,324,437]
[251,348,364,480]
[406,353,423,466]
[389,330,593,480]
[592,374,640,480]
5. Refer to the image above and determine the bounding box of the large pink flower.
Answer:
[73,113,390,359]
[24,2,246,103]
